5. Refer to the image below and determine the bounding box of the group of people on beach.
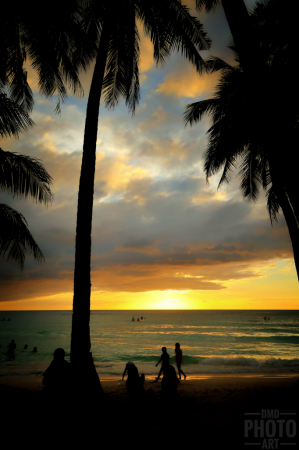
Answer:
[42,342,187,400]
[155,343,186,381]
[121,343,187,399]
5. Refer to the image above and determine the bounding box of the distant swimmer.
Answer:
[137,318,139,322]
[23,344,28,350]
[140,316,143,320]
[132,317,135,321]
[7,339,16,355]
[264,316,267,320]
[33,347,38,353]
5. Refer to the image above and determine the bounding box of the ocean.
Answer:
[0,310,298,379]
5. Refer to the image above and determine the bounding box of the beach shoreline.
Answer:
[1,373,298,447]
[1,371,298,392]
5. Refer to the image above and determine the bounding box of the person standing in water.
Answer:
[7,339,16,355]
[175,343,186,380]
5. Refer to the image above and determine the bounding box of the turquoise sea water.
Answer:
[0,310,298,378]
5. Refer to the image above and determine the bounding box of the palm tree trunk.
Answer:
[269,156,299,280]
[275,188,299,281]
[70,23,111,383]
[221,0,262,71]
[221,0,253,67]
[284,177,299,230]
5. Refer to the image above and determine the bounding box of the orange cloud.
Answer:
[155,66,219,99]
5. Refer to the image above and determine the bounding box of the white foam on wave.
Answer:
[200,356,299,367]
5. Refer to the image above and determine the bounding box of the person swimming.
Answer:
[33,347,38,352]
[132,317,135,321]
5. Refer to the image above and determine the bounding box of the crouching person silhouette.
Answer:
[161,365,179,399]
[42,348,72,399]
[122,361,145,399]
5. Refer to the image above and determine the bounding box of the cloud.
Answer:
[155,65,219,99]
[1,25,296,309]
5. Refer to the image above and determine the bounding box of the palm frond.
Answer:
[102,3,141,114]
[0,204,44,269]
[217,154,238,187]
[195,0,221,13]
[183,99,216,126]
[7,67,34,113]
[238,148,263,201]
[138,0,210,72]
[204,56,233,74]
[0,5,34,113]
[0,148,53,205]
[266,184,281,224]
[165,1,211,73]
[0,92,34,138]
[1,1,94,113]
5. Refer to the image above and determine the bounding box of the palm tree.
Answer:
[0,92,53,268]
[70,0,211,382]
[183,45,299,278]
[194,0,299,223]
[185,0,299,278]
[0,1,91,114]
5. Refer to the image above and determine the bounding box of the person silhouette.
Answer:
[33,347,37,352]
[175,343,187,380]
[23,344,28,350]
[122,361,145,398]
[7,339,16,355]
[155,347,169,380]
[161,365,179,398]
[42,348,72,395]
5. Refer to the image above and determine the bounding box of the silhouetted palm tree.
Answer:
[184,46,299,276]
[0,1,90,114]
[70,0,211,380]
[0,93,53,268]
[185,0,299,278]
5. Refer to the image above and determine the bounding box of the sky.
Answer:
[0,0,298,311]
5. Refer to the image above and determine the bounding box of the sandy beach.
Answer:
[1,373,298,447]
